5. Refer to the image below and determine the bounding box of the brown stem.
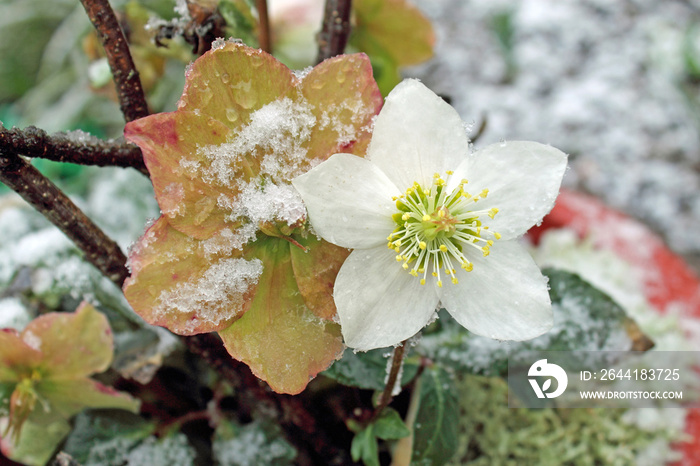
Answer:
[0,153,129,287]
[79,0,149,122]
[256,0,272,54]
[372,340,407,420]
[316,0,353,63]
[0,125,148,176]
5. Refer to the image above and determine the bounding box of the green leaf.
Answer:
[347,408,409,466]
[1,411,71,466]
[411,366,459,465]
[37,378,140,419]
[0,329,42,382]
[0,382,12,414]
[350,0,435,95]
[322,348,419,391]
[212,419,296,466]
[219,236,344,394]
[350,424,379,466]
[219,0,258,47]
[418,268,652,376]
[374,407,410,440]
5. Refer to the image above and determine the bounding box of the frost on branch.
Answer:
[123,43,382,393]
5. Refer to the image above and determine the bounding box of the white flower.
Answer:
[292,80,568,351]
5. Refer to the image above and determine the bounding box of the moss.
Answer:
[450,375,685,466]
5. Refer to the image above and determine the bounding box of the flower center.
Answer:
[388,171,500,287]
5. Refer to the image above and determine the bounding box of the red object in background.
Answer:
[530,189,700,314]
[530,189,700,465]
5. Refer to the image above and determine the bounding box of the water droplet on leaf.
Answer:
[225,108,239,122]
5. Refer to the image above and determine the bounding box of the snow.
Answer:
[21,329,41,351]
[219,181,306,228]
[154,257,263,331]
[197,97,317,185]
[411,0,700,265]
[0,297,32,330]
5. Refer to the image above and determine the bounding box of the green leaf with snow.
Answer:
[125,111,237,240]
[67,429,195,466]
[213,418,296,466]
[300,53,382,161]
[62,410,155,464]
[410,366,459,466]
[118,433,196,466]
[418,268,653,376]
[322,348,419,391]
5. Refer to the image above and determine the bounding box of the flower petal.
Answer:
[451,141,567,240]
[123,217,259,335]
[334,245,440,350]
[301,53,383,163]
[125,111,239,240]
[219,237,344,394]
[292,153,399,248]
[440,240,553,341]
[367,79,469,190]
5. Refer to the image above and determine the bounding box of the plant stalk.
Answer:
[316,0,353,63]
[0,153,129,287]
[0,125,148,176]
[79,0,149,122]
[372,340,408,420]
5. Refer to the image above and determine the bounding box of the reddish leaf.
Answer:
[124,217,259,335]
[300,53,383,161]
[26,302,112,379]
[125,111,235,240]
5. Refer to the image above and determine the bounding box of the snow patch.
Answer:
[155,257,263,330]
[198,97,317,185]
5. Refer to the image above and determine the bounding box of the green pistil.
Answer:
[388,171,501,287]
